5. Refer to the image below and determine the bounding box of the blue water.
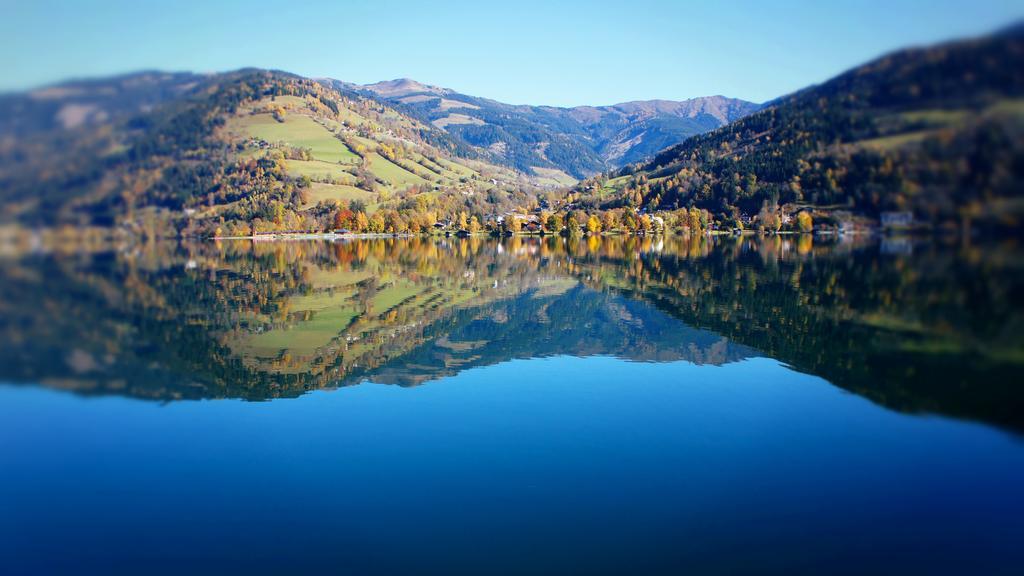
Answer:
[3,355,1022,575]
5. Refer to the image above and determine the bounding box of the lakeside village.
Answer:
[0,202,919,253]
[228,204,919,241]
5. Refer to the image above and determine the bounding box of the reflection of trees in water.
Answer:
[355,277,379,315]
[561,235,1024,432]
[0,236,1021,432]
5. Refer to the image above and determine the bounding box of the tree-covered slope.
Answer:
[574,26,1024,228]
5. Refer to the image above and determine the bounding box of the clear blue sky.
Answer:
[3,0,1021,105]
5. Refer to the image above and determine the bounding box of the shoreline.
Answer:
[212,229,841,242]
[215,232,417,241]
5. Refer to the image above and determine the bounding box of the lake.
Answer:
[1,235,1023,575]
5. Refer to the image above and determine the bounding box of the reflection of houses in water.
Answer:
[881,237,914,255]
[881,211,914,228]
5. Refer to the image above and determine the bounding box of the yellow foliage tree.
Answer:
[355,211,369,232]
[797,211,814,233]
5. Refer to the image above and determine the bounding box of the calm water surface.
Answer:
[1,235,1022,574]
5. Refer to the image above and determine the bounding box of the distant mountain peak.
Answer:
[599,96,760,124]
[363,78,449,97]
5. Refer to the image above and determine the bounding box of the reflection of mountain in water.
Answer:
[0,239,752,403]
[363,285,755,387]
[1,235,1022,433]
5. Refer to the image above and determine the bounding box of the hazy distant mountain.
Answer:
[0,71,207,136]
[561,96,760,167]
[333,78,759,180]
[363,78,452,98]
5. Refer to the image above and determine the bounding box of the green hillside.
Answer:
[0,69,552,237]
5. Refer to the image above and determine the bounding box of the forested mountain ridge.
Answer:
[333,78,758,179]
[0,69,552,236]
[570,25,1024,229]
